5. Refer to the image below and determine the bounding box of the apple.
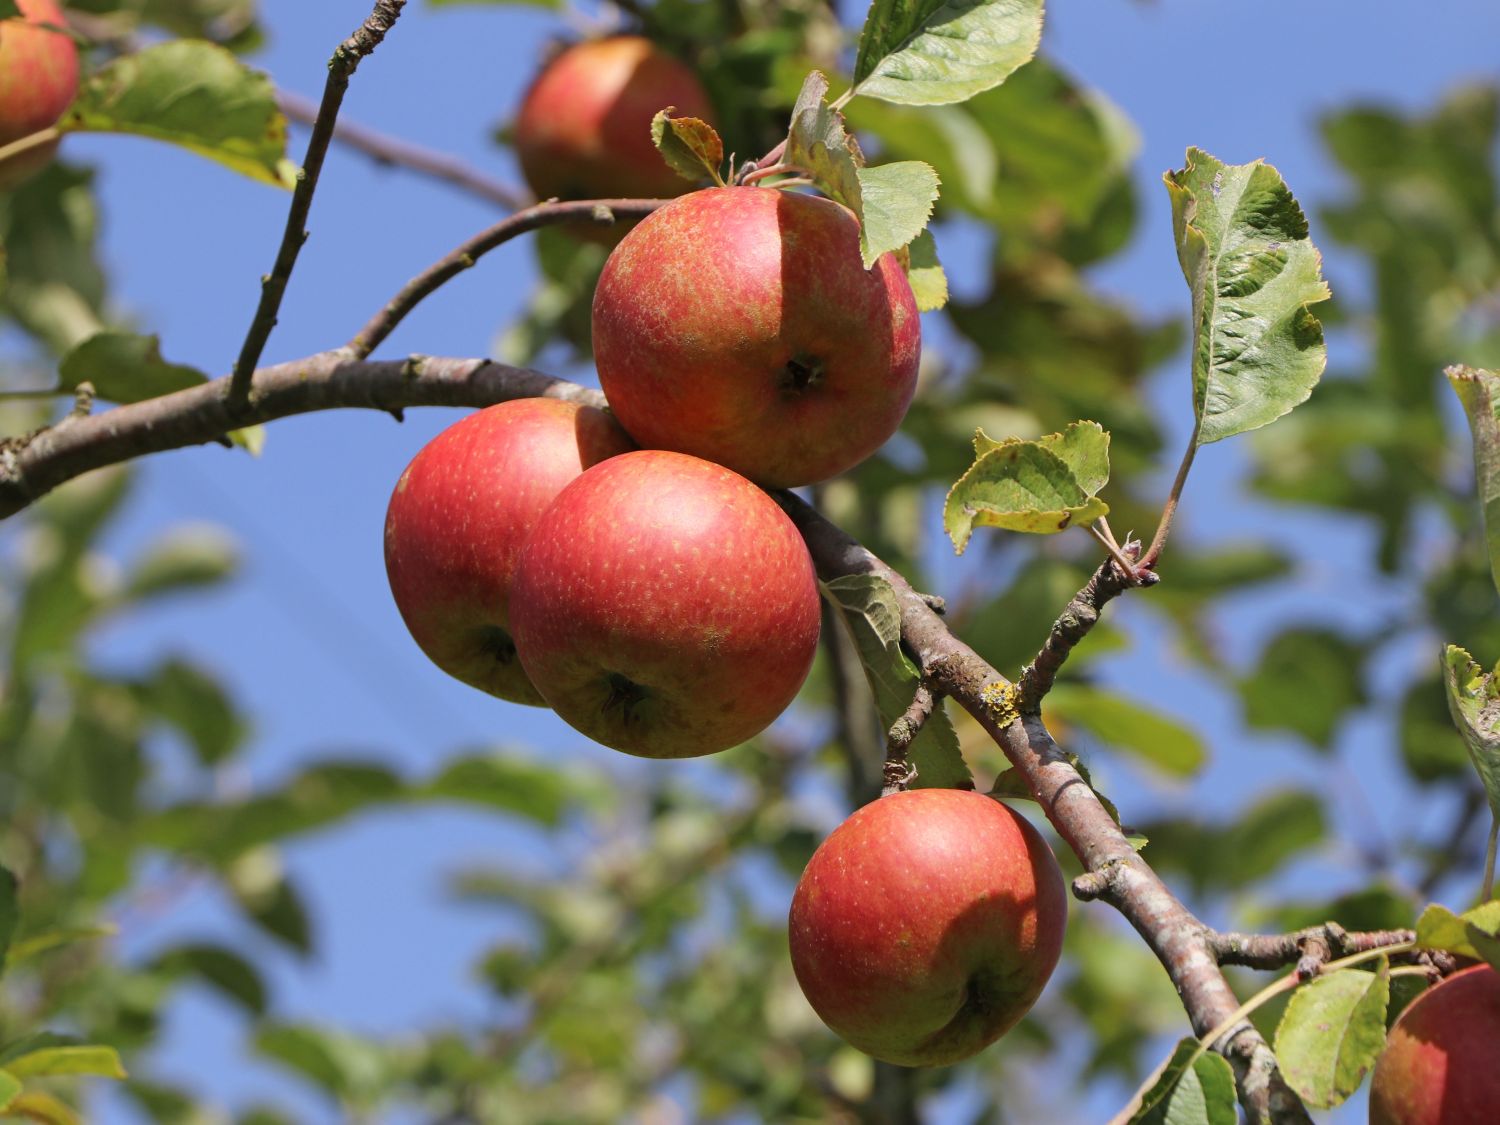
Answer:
[788,788,1067,1067]
[508,449,820,758]
[513,35,714,203]
[0,0,80,187]
[1368,963,1500,1125]
[591,185,922,488]
[383,399,634,706]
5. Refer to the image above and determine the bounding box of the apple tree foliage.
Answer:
[0,0,1498,1121]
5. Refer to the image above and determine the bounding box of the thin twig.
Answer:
[275,89,528,211]
[227,0,408,411]
[1482,814,1499,906]
[346,198,666,360]
[1208,924,1417,974]
[1015,543,1153,714]
[0,128,60,167]
[1088,522,1142,579]
[1141,424,1201,569]
[882,683,935,796]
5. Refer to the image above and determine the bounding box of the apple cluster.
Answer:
[385,35,1068,1070]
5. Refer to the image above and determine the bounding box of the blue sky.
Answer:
[24,0,1500,1119]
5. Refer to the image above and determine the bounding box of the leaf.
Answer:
[1047,685,1208,778]
[1414,899,1500,971]
[852,0,1045,107]
[822,574,971,789]
[62,40,296,188]
[0,868,16,979]
[0,1071,18,1111]
[650,111,724,185]
[1240,628,1366,750]
[0,1036,126,1080]
[423,752,604,825]
[2,1090,81,1125]
[6,925,115,966]
[784,72,938,264]
[1164,148,1330,444]
[58,332,209,404]
[0,163,107,354]
[1274,961,1390,1108]
[1442,645,1500,819]
[153,943,267,1015]
[1125,1036,1237,1125]
[902,229,948,311]
[124,527,240,600]
[136,656,247,767]
[1447,367,1500,597]
[944,421,1111,551]
[855,161,940,266]
[254,1024,384,1101]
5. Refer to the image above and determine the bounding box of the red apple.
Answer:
[789,789,1067,1067]
[1369,963,1500,1125]
[591,185,922,488]
[513,35,714,203]
[0,0,80,187]
[508,449,820,758]
[383,399,634,706]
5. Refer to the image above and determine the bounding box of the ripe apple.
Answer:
[513,35,714,203]
[591,185,922,488]
[0,0,80,187]
[383,399,634,706]
[788,788,1067,1067]
[1368,963,1500,1125]
[508,449,820,758]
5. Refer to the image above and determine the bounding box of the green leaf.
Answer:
[1240,628,1366,750]
[1126,1036,1238,1124]
[1442,645,1500,818]
[650,111,724,185]
[785,72,864,210]
[1164,148,1330,444]
[6,925,115,966]
[0,1070,19,1110]
[124,527,240,601]
[1047,685,1208,778]
[902,229,948,311]
[1414,899,1500,971]
[423,752,604,825]
[254,1024,384,1101]
[62,40,296,188]
[855,160,940,266]
[852,0,1045,107]
[944,421,1111,551]
[153,943,267,1015]
[59,331,210,404]
[1274,961,1390,1108]
[0,163,107,354]
[0,868,17,979]
[136,656,247,767]
[0,1037,126,1080]
[1447,367,1500,597]
[822,574,971,790]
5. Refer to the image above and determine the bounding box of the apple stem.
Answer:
[0,127,60,168]
[740,163,811,186]
[1481,814,1498,906]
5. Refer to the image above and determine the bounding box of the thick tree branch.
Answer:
[346,197,667,360]
[227,0,408,410]
[0,358,1310,1120]
[275,89,529,211]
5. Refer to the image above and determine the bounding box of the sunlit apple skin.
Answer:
[592,185,922,488]
[1369,964,1500,1125]
[789,789,1067,1068]
[0,0,80,187]
[383,399,634,706]
[513,36,714,203]
[509,449,820,758]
